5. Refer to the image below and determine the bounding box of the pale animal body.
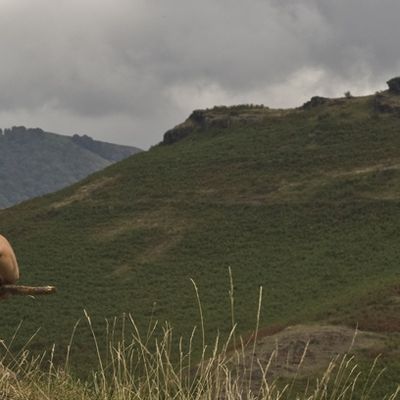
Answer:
[0,235,20,285]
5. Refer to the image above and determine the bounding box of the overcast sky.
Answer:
[0,0,399,149]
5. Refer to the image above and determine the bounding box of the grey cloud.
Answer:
[0,1,399,148]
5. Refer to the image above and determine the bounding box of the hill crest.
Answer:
[162,76,400,145]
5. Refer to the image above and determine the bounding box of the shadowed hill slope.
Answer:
[0,126,141,207]
[2,89,400,374]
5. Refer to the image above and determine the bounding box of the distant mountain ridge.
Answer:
[0,126,141,208]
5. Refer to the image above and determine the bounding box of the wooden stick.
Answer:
[0,285,56,296]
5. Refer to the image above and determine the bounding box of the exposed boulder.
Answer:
[189,109,207,126]
[301,96,329,109]
[162,110,209,145]
[163,123,196,145]
[162,105,268,145]
[387,77,400,94]
[301,96,346,110]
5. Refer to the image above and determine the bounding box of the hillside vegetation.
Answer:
[0,126,141,207]
[1,86,400,388]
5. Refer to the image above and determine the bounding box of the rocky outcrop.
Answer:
[3,126,44,137]
[301,96,330,109]
[162,105,268,145]
[162,110,231,145]
[301,96,346,110]
[387,77,400,94]
[163,122,197,145]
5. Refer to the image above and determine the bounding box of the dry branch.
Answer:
[0,285,56,296]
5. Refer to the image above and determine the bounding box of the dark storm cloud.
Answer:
[0,0,398,148]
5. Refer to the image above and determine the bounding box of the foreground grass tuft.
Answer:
[0,309,397,400]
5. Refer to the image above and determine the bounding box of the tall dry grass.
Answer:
[0,282,397,399]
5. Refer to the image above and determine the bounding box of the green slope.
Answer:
[1,90,400,373]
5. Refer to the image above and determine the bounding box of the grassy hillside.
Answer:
[0,126,141,207]
[1,89,400,384]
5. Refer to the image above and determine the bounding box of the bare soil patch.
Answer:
[228,324,386,392]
